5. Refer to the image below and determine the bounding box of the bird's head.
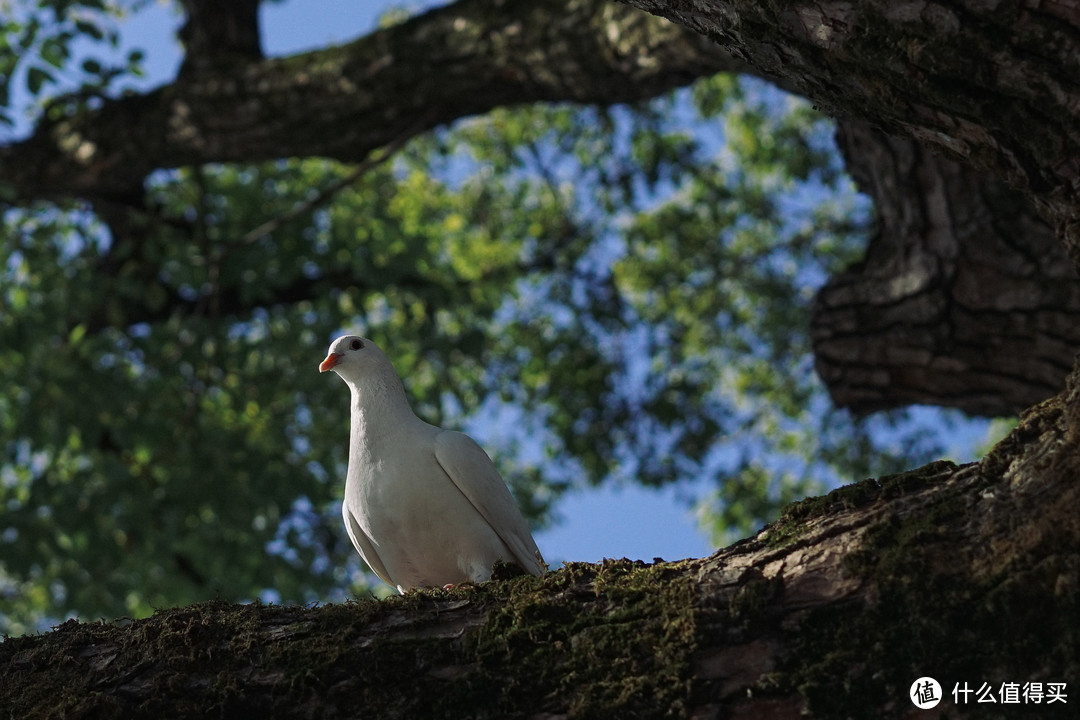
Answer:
[319,335,393,385]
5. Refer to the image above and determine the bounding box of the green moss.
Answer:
[776,538,1076,717]
[980,395,1063,481]
[762,397,1080,718]
[447,558,700,719]
[764,460,959,548]
[767,457,1079,719]
[2,560,709,719]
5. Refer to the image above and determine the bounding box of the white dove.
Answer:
[319,334,546,592]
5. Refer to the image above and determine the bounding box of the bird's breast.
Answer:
[344,450,510,589]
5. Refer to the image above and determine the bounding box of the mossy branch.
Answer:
[4,371,1078,718]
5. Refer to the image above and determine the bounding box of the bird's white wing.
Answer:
[343,505,396,587]
[433,430,545,575]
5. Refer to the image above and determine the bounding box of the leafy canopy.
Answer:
[0,6,972,635]
[0,0,146,129]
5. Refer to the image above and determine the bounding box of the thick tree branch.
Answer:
[610,0,1080,414]
[4,363,1079,717]
[812,120,1080,417]
[0,0,743,204]
[177,0,263,72]
[622,0,1080,260]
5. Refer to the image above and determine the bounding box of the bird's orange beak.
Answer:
[319,353,343,373]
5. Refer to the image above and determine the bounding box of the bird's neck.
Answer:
[347,375,417,453]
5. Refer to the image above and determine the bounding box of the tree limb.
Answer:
[812,120,1080,417]
[4,363,1078,717]
[622,0,1080,260]
[177,0,263,73]
[0,0,743,204]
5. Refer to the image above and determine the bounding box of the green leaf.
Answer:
[74,19,105,41]
[40,37,69,68]
[18,18,41,51]
[68,323,87,346]
[26,65,54,95]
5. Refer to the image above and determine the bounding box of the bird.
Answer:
[319,334,546,592]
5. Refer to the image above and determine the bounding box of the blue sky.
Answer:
[11,0,996,570]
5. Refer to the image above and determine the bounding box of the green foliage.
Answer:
[0,0,146,128]
[1,60,966,633]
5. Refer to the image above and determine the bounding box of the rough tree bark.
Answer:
[623,0,1080,249]
[3,1,1080,717]
[0,0,740,203]
[3,372,1078,718]
[813,120,1080,417]
[624,0,1080,415]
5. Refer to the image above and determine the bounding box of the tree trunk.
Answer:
[812,120,1080,417]
[3,365,1078,718]
[177,0,263,71]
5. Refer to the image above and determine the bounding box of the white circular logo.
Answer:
[910,677,942,709]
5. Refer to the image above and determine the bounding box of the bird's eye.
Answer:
[350,339,363,351]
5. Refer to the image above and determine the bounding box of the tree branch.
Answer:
[812,120,1080,417]
[0,0,743,204]
[4,365,1079,716]
[177,0,263,73]
[621,0,1080,260]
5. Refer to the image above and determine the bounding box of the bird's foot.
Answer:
[442,582,478,592]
